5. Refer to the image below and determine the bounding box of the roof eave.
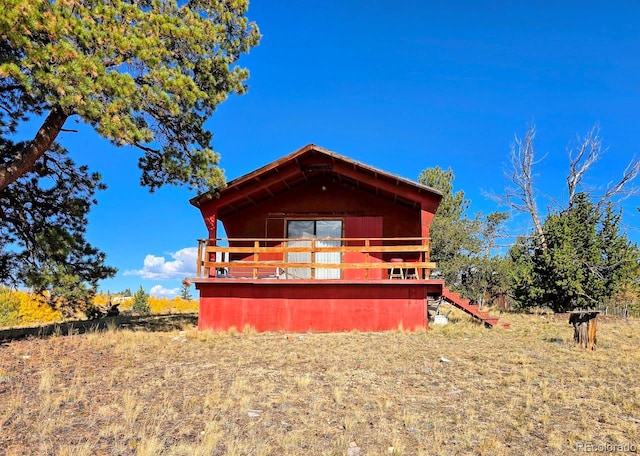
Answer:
[190,143,444,208]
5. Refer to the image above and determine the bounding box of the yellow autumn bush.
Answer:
[0,288,62,327]
[91,295,197,314]
[18,293,63,325]
[0,288,198,328]
[0,287,20,326]
[149,296,199,314]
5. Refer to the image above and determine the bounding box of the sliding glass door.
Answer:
[286,221,313,279]
[287,220,342,279]
[314,220,342,279]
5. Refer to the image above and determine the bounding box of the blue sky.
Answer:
[55,0,640,296]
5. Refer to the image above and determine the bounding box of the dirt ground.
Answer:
[0,311,638,455]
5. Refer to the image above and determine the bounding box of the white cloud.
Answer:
[125,247,198,280]
[149,284,179,298]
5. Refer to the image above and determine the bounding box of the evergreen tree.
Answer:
[510,193,640,312]
[0,0,259,313]
[131,286,150,314]
[418,166,479,285]
[0,145,116,315]
[419,166,510,305]
[180,280,193,300]
[0,0,260,192]
[459,212,511,307]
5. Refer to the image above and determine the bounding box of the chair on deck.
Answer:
[405,258,419,279]
[389,258,404,279]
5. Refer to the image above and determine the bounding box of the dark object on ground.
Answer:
[105,304,120,317]
[569,310,599,350]
[87,303,121,320]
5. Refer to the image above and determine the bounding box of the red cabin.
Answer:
[190,144,497,331]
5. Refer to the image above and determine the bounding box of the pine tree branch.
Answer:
[0,106,69,192]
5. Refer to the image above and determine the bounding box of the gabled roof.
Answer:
[190,144,443,216]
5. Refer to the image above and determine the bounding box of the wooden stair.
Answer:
[441,286,500,328]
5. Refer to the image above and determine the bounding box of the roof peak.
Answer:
[190,144,443,208]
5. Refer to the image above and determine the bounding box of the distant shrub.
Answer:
[131,286,151,314]
[93,294,111,308]
[180,280,193,300]
[0,288,62,327]
[0,287,21,327]
[17,291,62,325]
[89,293,197,315]
[147,295,198,314]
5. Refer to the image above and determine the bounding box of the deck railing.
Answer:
[195,237,435,280]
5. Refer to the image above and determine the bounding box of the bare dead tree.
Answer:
[567,124,602,206]
[596,159,640,213]
[567,124,640,212]
[493,123,640,251]
[502,124,547,249]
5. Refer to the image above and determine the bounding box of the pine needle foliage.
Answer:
[0,0,260,315]
[131,286,150,315]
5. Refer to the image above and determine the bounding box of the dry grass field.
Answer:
[0,310,639,456]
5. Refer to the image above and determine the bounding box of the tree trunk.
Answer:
[0,106,69,192]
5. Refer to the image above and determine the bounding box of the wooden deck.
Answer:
[195,237,436,281]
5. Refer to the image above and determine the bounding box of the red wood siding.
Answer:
[343,216,384,279]
[196,281,439,332]
[222,175,421,240]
